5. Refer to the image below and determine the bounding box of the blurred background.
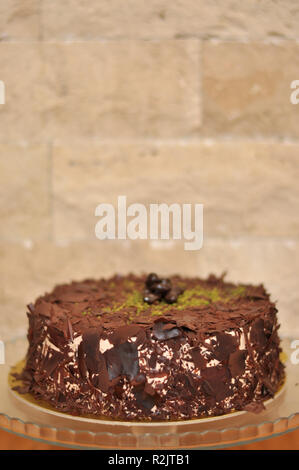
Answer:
[1,1,299,342]
[0,0,299,450]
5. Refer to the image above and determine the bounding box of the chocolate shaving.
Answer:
[152,320,181,340]
[110,324,144,346]
[201,366,232,402]
[42,349,64,376]
[81,329,109,392]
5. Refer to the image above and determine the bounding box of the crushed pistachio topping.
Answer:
[103,284,247,319]
[81,307,93,316]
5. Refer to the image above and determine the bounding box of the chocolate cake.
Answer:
[15,273,285,421]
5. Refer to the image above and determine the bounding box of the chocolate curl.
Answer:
[67,318,74,342]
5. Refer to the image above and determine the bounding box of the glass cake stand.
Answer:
[0,336,298,450]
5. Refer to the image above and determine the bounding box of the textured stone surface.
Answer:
[0,40,200,140]
[41,40,200,139]
[42,0,299,40]
[0,43,44,140]
[0,0,40,40]
[203,42,299,138]
[0,238,298,340]
[0,143,50,242]
[52,141,299,241]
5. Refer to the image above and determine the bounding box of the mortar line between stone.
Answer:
[198,39,203,133]
[2,38,299,44]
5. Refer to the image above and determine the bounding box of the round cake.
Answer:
[14,273,285,421]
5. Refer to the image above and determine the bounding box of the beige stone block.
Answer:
[42,40,201,139]
[203,42,299,138]
[0,0,40,40]
[52,141,299,241]
[0,43,44,140]
[42,1,299,41]
[0,143,50,241]
[196,238,299,338]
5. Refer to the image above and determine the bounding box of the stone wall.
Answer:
[0,1,298,339]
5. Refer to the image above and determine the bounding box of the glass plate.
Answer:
[0,336,298,449]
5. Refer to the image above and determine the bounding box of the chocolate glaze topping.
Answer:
[15,273,285,421]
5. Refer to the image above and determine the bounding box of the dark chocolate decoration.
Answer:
[131,373,146,386]
[143,273,184,304]
[81,329,109,392]
[78,341,88,379]
[105,347,122,380]
[67,318,74,341]
[143,381,157,396]
[36,300,52,318]
[190,346,209,369]
[261,376,277,396]
[47,324,67,349]
[164,286,184,304]
[143,291,160,304]
[82,329,101,372]
[14,273,285,421]
[201,366,232,402]
[110,324,144,346]
[117,341,139,380]
[152,278,172,295]
[105,341,139,382]
[134,387,157,410]
[57,392,66,403]
[27,303,35,314]
[14,383,31,394]
[42,349,64,376]
[146,273,160,288]
[212,332,238,361]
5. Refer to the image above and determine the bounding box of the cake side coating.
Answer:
[15,273,285,421]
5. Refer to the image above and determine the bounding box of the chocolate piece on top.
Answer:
[143,273,184,304]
